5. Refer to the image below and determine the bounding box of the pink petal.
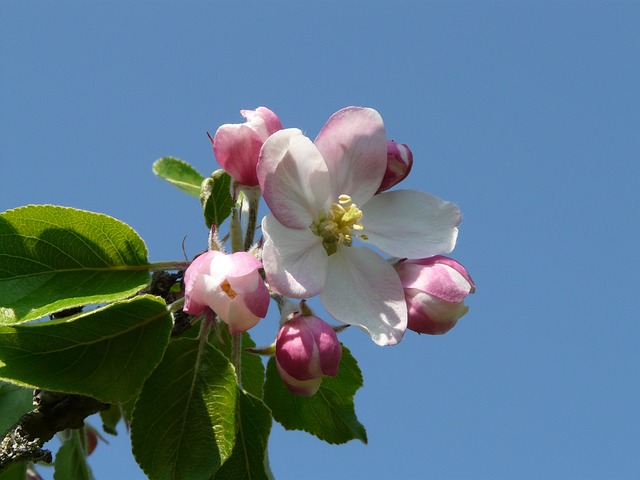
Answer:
[183,251,221,314]
[226,251,263,277]
[406,290,467,335]
[308,317,341,377]
[202,273,232,316]
[275,360,323,397]
[276,319,321,380]
[241,107,283,140]
[376,140,414,193]
[213,123,263,186]
[225,297,261,334]
[258,129,331,228]
[314,107,387,206]
[205,251,234,286]
[227,269,270,318]
[398,257,474,303]
[320,247,407,346]
[360,190,462,258]
[183,255,207,311]
[261,215,329,298]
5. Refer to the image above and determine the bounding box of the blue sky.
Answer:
[2,1,639,479]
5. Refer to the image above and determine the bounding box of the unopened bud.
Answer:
[395,256,475,335]
[275,314,342,396]
[376,140,413,193]
[212,107,283,186]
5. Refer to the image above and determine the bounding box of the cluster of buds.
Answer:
[182,106,475,396]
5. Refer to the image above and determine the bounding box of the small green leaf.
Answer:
[210,325,265,399]
[0,295,172,403]
[152,157,205,198]
[0,381,33,433]
[200,169,233,228]
[213,390,273,480]
[263,345,367,445]
[54,430,94,480]
[99,405,122,435]
[0,205,150,324]
[131,337,238,480]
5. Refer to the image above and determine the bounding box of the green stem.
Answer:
[232,333,242,386]
[271,293,299,326]
[199,313,213,340]
[229,207,243,253]
[167,297,185,314]
[240,186,262,251]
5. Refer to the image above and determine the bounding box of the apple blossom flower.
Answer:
[257,106,461,346]
[211,107,282,186]
[275,313,341,397]
[183,250,270,334]
[376,140,414,193]
[394,255,475,335]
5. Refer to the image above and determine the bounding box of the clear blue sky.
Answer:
[2,1,639,479]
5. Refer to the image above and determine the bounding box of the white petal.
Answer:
[201,274,231,318]
[258,128,331,228]
[360,190,462,258]
[262,215,329,298]
[314,107,387,206]
[320,247,407,346]
[225,297,261,334]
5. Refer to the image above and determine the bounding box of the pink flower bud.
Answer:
[275,314,342,397]
[212,107,283,186]
[85,426,99,456]
[395,256,475,335]
[376,140,414,193]
[183,250,270,334]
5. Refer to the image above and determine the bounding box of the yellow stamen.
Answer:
[309,194,366,255]
[220,280,237,299]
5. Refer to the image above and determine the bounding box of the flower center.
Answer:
[220,279,237,299]
[309,194,368,255]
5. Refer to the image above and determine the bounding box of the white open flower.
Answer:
[257,107,461,345]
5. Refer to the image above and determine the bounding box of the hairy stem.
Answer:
[240,186,262,252]
[232,333,242,386]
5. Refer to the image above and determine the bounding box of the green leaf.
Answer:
[263,345,367,445]
[0,463,26,480]
[131,337,238,480]
[0,381,33,433]
[0,205,150,324]
[0,295,172,403]
[99,404,121,435]
[119,391,139,427]
[54,430,94,480]
[213,390,273,480]
[210,325,265,399]
[200,169,233,228]
[152,157,205,198]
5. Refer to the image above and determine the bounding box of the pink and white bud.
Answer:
[212,107,283,186]
[376,140,414,193]
[183,250,270,333]
[395,256,475,335]
[275,314,342,397]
